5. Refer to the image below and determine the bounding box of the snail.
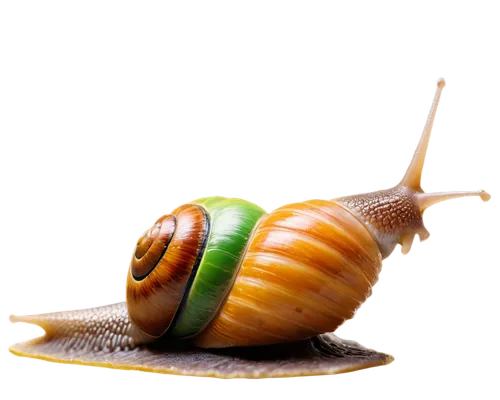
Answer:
[9,78,490,378]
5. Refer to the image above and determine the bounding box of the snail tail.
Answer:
[9,302,153,356]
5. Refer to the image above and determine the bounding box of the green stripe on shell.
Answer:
[169,197,266,338]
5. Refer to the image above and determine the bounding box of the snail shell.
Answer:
[9,78,491,378]
[126,198,382,347]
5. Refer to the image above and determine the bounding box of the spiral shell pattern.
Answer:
[195,200,382,348]
[126,197,382,347]
[126,198,266,338]
[126,204,208,337]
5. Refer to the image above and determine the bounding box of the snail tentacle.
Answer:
[399,78,446,191]
[415,190,490,210]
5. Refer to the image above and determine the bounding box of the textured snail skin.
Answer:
[9,303,392,378]
[336,186,428,259]
[9,79,491,378]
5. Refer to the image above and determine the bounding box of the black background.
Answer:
[0,62,497,385]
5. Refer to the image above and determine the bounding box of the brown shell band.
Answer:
[126,205,209,338]
[131,214,177,280]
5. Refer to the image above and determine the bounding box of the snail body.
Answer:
[9,79,491,378]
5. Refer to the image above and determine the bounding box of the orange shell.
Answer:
[194,200,382,348]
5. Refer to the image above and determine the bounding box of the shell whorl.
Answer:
[125,198,266,339]
[131,214,177,280]
[126,204,209,337]
[195,200,382,348]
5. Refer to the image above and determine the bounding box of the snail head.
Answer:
[336,78,490,259]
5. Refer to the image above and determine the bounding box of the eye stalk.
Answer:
[335,78,490,259]
[415,190,491,211]
[399,78,447,192]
